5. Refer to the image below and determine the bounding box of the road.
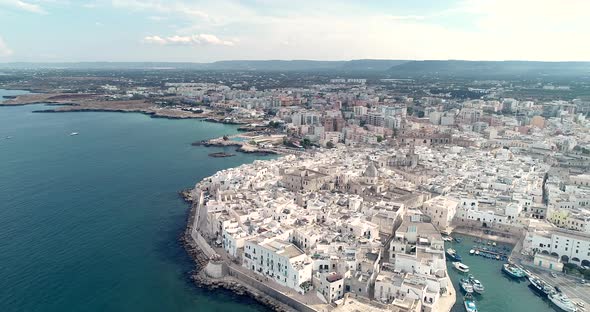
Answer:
[526,264,590,309]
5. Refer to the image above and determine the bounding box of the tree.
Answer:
[302,138,311,148]
[376,136,384,143]
[326,141,335,149]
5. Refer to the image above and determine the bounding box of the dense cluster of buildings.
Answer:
[178,76,590,311]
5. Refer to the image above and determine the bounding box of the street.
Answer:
[526,264,590,308]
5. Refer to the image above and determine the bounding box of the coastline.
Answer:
[178,189,297,312]
[0,92,250,124]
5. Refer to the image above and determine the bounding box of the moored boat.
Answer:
[460,278,474,294]
[442,236,453,242]
[502,263,526,279]
[464,294,478,312]
[469,249,475,255]
[549,292,577,312]
[468,275,485,294]
[528,276,553,298]
[446,248,462,261]
[453,261,470,273]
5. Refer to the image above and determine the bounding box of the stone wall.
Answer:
[227,266,318,312]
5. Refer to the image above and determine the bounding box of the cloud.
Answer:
[112,0,208,19]
[143,34,234,46]
[388,15,425,21]
[0,36,13,57]
[0,0,48,14]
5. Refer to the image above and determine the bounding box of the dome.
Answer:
[363,162,378,178]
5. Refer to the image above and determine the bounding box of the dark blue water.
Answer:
[0,90,271,312]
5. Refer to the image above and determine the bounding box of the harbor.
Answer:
[446,234,580,312]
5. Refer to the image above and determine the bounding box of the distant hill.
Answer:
[2,60,590,77]
[0,60,408,72]
[387,60,590,78]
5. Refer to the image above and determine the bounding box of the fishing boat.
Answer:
[469,275,485,294]
[464,294,478,312]
[446,248,462,261]
[528,276,554,298]
[502,263,526,279]
[549,292,578,312]
[469,249,475,255]
[453,262,470,273]
[460,278,474,294]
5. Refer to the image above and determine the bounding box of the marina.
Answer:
[447,233,567,312]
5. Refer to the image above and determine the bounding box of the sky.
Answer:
[0,0,589,62]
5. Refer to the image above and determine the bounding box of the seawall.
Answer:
[179,187,302,312]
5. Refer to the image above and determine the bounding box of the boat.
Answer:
[446,248,462,261]
[475,250,480,255]
[453,262,470,273]
[442,236,453,242]
[460,278,474,294]
[502,263,526,279]
[5,136,12,139]
[455,237,463,243]
[70,132,79,136]
[549,292,578,312]
[464,294,478,312]
[469,249,475,255]
[528,276,554,298]
[492,242,497,246]
[469,275,485,294]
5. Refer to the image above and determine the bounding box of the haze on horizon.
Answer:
[0,0,589,63]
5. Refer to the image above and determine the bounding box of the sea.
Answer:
[0,89,271,312]
[447,234,559,312]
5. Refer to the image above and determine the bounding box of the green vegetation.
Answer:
[326,141,335,149]
[302,138,312,148]
[376,136,383,143]
[563,263,590,280]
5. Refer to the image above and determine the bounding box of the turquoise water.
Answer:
[447,234,558,312]
[0,90,271,312]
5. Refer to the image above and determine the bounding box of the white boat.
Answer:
[70,132,79,136]
[453,262,470,273]
[460,278,474,293]
[475,250,480,255]
[549,292,578,312]
[470,249,475,255]
[469,276,485,294]
[442,236,453,242]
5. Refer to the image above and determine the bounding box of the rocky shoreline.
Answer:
[177,189,295,312]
